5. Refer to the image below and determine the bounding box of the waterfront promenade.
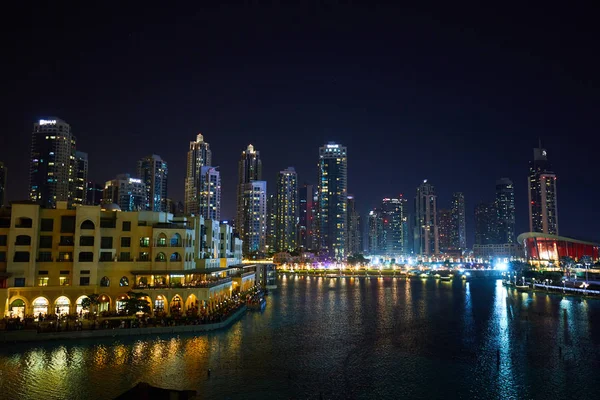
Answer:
[0,305,247,343]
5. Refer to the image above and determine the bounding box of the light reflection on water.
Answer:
[1,277,600,399]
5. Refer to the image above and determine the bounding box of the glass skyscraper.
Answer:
[185,134,212,215]
[414,180,438,255]
[138,154,168,212]
[317,143,347,259]
[275,167,298,252]
[29,118,76,208]
[495,178,515,243]
[528,144,558,235]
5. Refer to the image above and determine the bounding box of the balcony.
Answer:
[134,277,232,290]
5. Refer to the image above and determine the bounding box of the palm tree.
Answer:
[560,256,575,278]
[122,291,151,315]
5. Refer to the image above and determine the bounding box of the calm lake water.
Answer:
[1,276,600,399]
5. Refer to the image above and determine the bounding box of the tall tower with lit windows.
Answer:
[528,143,558,235]
[317,143,347,259]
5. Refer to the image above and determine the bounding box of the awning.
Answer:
[130,267,237,275]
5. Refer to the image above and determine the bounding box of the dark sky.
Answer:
[1,3,598,245]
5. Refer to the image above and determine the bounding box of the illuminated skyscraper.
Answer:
[0,162,7,207]
[275,167,298,252]
[450,192,466,250]
[474,202,497,245]
[414,180,438,255]
[237,144,262,238]
[198,166,221,221]
[381,197,406,255]
[103,174,147,211]
[298,184,317,251]
[240,180,267,254]
[367,208,384,254]
[138,154,168,212]
[266,193,277,252]
[29,118,76,208]
[528,144,558,235]
[184,134,212,215]
[346,195,362,256]
[86,181,103,206]
[495,178,515,243]
[438,209,453,253]
[317,143,347,259]
[73,151,88,206]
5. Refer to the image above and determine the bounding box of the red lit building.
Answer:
[517,233,599,263]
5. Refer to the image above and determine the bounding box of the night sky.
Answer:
[1,3,598,245]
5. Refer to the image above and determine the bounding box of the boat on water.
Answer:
[248,297,266,311]
[325,273,340,278]
[440,276,452,281]
[515,285,530,291]
[420,273,429,279]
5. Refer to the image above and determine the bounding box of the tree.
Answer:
[347,253,369,267]
[509,260,531,273]
[122,291,151,315]
[81,294,100,314]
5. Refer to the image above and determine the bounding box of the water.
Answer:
[1,276,600,399]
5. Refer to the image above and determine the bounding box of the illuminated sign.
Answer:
[129,178,142,184]
[39,119,56,125]
[326,144,339,148]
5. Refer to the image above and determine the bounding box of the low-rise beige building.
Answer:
[0,202,248,318]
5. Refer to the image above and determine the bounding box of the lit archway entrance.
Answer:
[185,294,198,315]
[76,296,89,316]
[154,295,166,314]
[9,299,25,319]
[98,295,110,312]
[170,295,183,315]
[116,294,129,313]
[32,297,49,319]
[55,296,71,316]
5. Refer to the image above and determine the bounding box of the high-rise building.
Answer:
[197,166,221,221]
[298,184,317,251]
[368,209,384,254]
[103,174,147,211]
[240,180,267,255]
[86,182,103,206]
[381,197,406,255]
[450,192,466,250]
[346,195,362,256]
[138,154,168,212]
[317,143,347,259]
[438,209,453,253]
[0,162,6,207]
[495,178,515,243]
[528,144,558,235]
[237,144,264,256]
[73,151,88,206]
[275,167,298,252]
[184,134,212,215]
[29,118,76,208]
[266,193,277,252]
[474,202,497,245]
[414,180,439,255]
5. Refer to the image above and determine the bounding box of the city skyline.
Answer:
[1,4,598,245]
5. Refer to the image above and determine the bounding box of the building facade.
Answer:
[367,209,383,254]
[0,162,6,208]
[275,167,298,252]
[29,118,76,208]
[473,243,524,260]
[298,184,317,251]
[495,178,515,244]
[528,144,558,235]
[138,154,168,212]
[518,233,599,264]
[240,181,267,255]
[380,197,405,255]
[184,134,212,216]
[73,151,88,206]
[474,202,497,245]
[438,209,452,253]
[86,182,103,206]
[414,180,438,255]
[317,143,347,259]
[103,174,147,212]
[346,195,361,256]
[198,166,221,221]
[0,203,243,318]
[450,192,466,250]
